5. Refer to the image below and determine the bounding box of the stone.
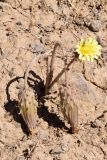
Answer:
[89,20,101,32]
[30,43,45,54]
[50,136,71,155]
[49,146,63,154]
[60,135,71,152]
[38,130,49,141]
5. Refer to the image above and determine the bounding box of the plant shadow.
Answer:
[4,76,29,135]
[4,71,68,135]
[37,105,68,129]
[28,70,68,130]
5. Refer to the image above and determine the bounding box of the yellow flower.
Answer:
[76,37,101,62]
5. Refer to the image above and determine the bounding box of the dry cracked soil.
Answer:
[0,0,107,160]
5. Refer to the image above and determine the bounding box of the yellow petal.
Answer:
[76,37,101,62]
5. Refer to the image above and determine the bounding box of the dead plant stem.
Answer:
[48,56,76,92]
[45,43,60,94]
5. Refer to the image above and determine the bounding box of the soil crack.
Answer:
[82,63,107,93]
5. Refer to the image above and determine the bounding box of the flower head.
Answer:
[76,37,101,62]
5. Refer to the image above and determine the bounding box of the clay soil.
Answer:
[0,0,107,160]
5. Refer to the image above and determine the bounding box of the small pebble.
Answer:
[89,20,101,32]
[44,26,54,32]
[60,135,71,152]
[75,17,84,26]
[16,21,22,25]
[30,43,45,54]
[38,129,49,141]
[50,136,71,154]
[90,121,97,128]
[95,119,103,128]
[49,146,63,154]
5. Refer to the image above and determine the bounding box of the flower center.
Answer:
[80,44,96,55]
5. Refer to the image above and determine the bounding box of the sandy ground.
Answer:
[0,0,107,160]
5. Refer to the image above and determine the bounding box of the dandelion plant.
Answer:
[17,37,101,135]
